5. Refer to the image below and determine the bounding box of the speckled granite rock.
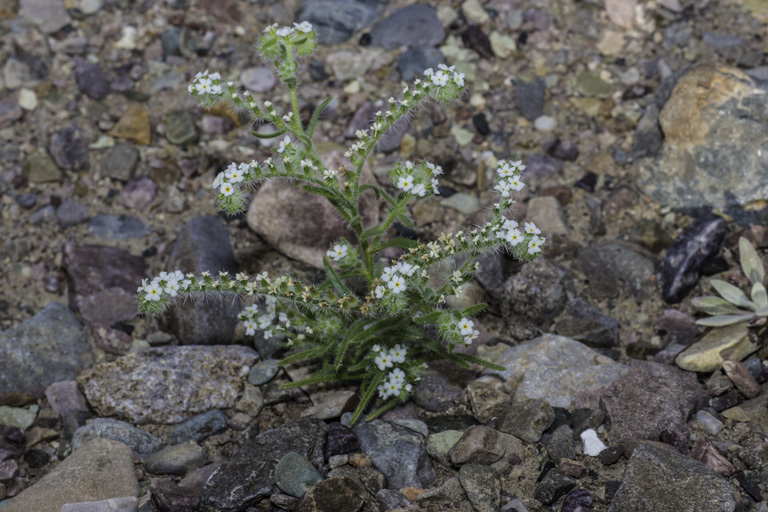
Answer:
[77,345,257,424]
[484,334,628,409]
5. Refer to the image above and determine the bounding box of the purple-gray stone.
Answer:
[657,211,727,303]
[369,3,444,50]
[74,59,110,100]
[49,123,89,170]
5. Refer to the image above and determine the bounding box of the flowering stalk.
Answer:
[140,23,546,423]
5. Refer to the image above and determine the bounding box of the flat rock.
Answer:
[63,241,147,299]
[500,258,575,330]
[72,418,162,457]
[572,241,657,300]
[295,476,366,512]
[77,345,257,424]
[600,360,708,451]
[676,323,757,372]
[75,287,138,326]
[299,0,381,45]
[1,439,139,512]
[166,216,242,345]
[59,496,138,512]
[49,123,89,170]
[88,214,147,239]
[200,418,327,512]
[168,409,229,445]
[515,79,546,121]
[18,0,71,33]
[100,145,139,182]
[0,301,93,395]
[144,442,205,476]
[75,60,109,100]
[275,451,323,497]
[397,46,445,82]
[458,464,501,512]
[608,443,735,512]
[485,334,628,409]
[348,417,435,490]
[369,3,444,50]
[637,65,768,224]
[109,104,151,146]
[45,380,89,417]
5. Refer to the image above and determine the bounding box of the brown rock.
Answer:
[690,437,735,476]
[722,360,760,399]
[110,104,152,145]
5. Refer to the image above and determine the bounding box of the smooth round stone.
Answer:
[143,442,205,476]
[162,110,198,146]
[534,115,557,132]
[248,359,279,385]
[241,67,276,93]
[274,452,323,498]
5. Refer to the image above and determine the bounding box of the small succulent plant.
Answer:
[692,237,767,328]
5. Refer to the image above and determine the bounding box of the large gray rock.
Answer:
[485,334,628,409]
[600,360,709,451]
[200,418,327,512]
[1,439,139,512]
[369,3,444,50]
[77,345,257,424]
[0,301,93,395]
[166,215,242,345]
[347,417,436,490]
[608,444,736,512]
[299,0,383,45]
[572,241,657,300]
[637,65,768,224]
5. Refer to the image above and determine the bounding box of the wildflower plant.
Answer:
[139,22,546,423]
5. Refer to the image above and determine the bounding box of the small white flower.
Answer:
[323,168,337,179]
[411,183,427,197]
[144,283,162,301]
[277,136,292,154]
[528,236,544,255]
[225,163,244,183]
[375,285,386,299]
[453,72,465,87]
[404,161,414,171]
[209,72,221,80]
[458,317,475,336]
[497,163,514,178]
[505,229,523,246]
[381,267,397,282]
[276,26,295,37]
[396,262,418,277]
[405,383,412,392]
[494,180,512,197]
[165,281,180,297]
[243,305,259,318]
[220,182,235,196]
[327,243,348,262]
[390,345,406,363]
[293,21,313,33]
[390,368,406,383]
[463,329,479,346]
[195,78,212,93]
[502,219,518,231]
[257,314,273,329]
[511,160,526,173]
[388,276,406,294]
[372,344,382,352]
[212,172,226,189]
[244,319,257,336]
[431,178,440,193]
[509,176,525,191]
[397,175,414,191]
[431,71,449,87]
[423,68,434,77]
[524,222,541,235]
[375,353,393,371]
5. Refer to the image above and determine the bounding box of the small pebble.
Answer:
[694,410,724,435]
[534,115,557,132]
[580,429,606,456]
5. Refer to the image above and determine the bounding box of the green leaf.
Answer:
[460,303,488,317]
[740,237,765,285]
[372,237,420,252]
[413,311,443,324]
[323,256,354,298]
[308,97,333,137]
[278,345,331,366]
[695,314,754,327]
[710,279,757,310]
[302,184,340,201]
[361,225,387,239]
[690,296,745,315]
[334,317,370,371]
[365,399,400,422]
[350,373,384,425]
[752,282,768,309]
[359,184,381,200]
[251,128,288,139]
[281,371,367,389]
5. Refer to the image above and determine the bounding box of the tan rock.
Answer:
[109,104,151,145]
[675,324,757,372]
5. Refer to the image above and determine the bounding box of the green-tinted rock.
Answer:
[101,144,139,182]
[575,71,614,98]
[0,405,37,429]
[675,323,757,372]
[451,125,475,146]
[274,452,323,498]
[162,110,198,146]
[459,464,501,512]
[426,430,464,465]
[441,193,480,215]
[24,154,62,183]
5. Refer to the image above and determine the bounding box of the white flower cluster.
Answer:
[493,219,545,255]
[213,161,253,196]
[392,160,443,197]
[138,270,191,302]
[187,70,223,97]
[264,21,314,37]
[424,64,465,89]
[327,243,349,262]
[457,317,479,346]
[375,261,419,298]
[493,160,526,197]
[240,296,278,338]
[372,345,412,398]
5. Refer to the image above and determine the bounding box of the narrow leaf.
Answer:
[350,373,384,425]
[359,184,381,200]
[695,314,754,327]
[740,237,765,285]
[710,279,756,310]
[413,311,443,324]
[361,225,387,239]
[278,345,330,366]
[461,303,488,317]
[251,128,288,139]
[365,399,400,422]
[372,237,420,252]
[690,296,745,315]
[752,281,768,309]
[453,353,507,372]
[323,256,354,298]
[334,318,371,370]
[308,96,333,137]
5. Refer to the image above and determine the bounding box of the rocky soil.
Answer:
[1,0,768,511]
